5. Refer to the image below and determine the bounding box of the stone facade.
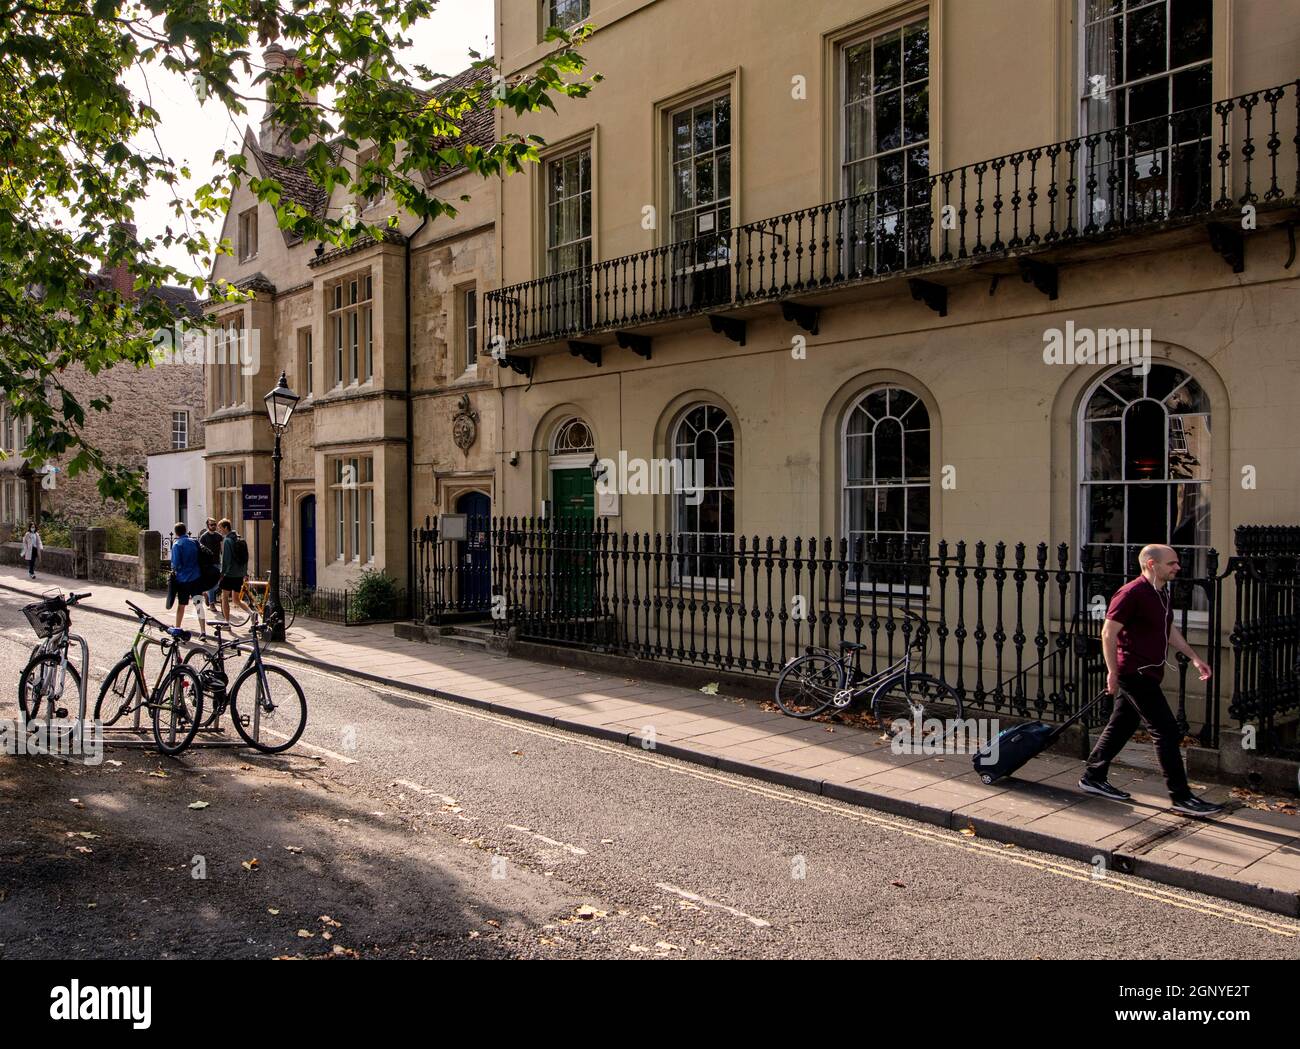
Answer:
[201,57,498,591]
[0,252,204,529]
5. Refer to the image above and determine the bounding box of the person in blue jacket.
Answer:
[169,522,202,628]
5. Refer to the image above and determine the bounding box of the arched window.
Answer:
[551,417,595,455]
[672,404,735,582]
[842,385,931,556]
[1080,363,1211,578]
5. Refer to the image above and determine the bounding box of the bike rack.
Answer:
[98,631,260,751]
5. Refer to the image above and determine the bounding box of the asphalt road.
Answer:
[1,587,1298,959]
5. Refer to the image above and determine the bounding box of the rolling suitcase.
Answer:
[972,689,1113,785]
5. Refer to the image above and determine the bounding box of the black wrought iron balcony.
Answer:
[486,80,1300,354]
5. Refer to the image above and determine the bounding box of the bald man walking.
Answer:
[1079,544,1224,817]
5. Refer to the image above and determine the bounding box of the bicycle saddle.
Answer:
[839,640,866,651]
[166,627,192,642]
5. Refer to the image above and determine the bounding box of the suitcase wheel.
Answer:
[980,773,995,785]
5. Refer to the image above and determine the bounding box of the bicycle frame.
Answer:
[28,628,90,724]
[191,620,273,743]
[112,621,186,721]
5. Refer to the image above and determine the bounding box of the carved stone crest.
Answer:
[452,393,479,453]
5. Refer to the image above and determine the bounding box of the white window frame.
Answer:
[670,404,735,589]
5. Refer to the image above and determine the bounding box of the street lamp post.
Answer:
[263,371,300,642]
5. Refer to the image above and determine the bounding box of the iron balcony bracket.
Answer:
[1017,257,1059,300]
[1207,222,1246,273]
[908,278,948,317]
[780,301,821,335]
[568,341,603,367]
[497,355,534,379]
[708,314,747,346]
[615,332,653,360]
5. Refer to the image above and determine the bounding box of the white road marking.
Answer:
[505,824,589,856]
[294,667,1300,939]
[259,728,357,765]
[656,882,771,928]
[392,778,457,805]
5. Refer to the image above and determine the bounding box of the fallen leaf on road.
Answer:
[638,915,659,927]
[322,931,333,941]
[188,801,209,810]
[575,905,607,921]
[699,683,719,695]
[105,760,122,767]
[284,846,303,854]
[147,770,168,779]
[600,838,615,845]
[467,931,480,940]
[69,798,82,806]
[627,944,648,953]
[75,832,99,839]
[891,881,906,888]
[296,929,315,939]
[331,945,358,958]
[655,941,683,952]
[242,859,260,871]
[319,916,342,927]
[960,824,976,838]
[678,901,701,911]
[510,749,524,757]
[485,919,501,928]
[74,846,93,854]
[267,908,280,915]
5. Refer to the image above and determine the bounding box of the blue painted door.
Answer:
[455,491,491,609]
[300,495,317,589]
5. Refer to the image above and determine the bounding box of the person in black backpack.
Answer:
[198,517,224,607]
[217,518,250,623]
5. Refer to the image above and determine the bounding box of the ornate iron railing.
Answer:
[413,518,1242,744]
[486,80,1300,351]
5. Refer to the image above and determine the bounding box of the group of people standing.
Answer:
[167,517,249,628]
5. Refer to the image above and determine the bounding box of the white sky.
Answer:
[132,0,495,279]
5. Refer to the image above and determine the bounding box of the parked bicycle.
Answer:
[774,609,963,723]
[219,577,297,634]
[94,601,205,755]
[18,590,92,722]
[183,610,307,753]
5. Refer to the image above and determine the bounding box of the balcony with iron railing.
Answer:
[485,80,1300,366]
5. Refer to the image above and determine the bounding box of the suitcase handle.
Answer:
[1050,688,1116,740]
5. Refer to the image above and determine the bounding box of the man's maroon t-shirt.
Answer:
[1106,576,1173,682]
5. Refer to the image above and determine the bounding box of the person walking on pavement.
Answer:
[21,521,42,578]
[1079,543,1224,817]
[217,518,250,624]
[169,522,203,629]
[198,517,224,607]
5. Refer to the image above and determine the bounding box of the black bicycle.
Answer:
[94,601,205,755]
[183,611,307,754]
[18,590,92,721]
[774,610,963,722]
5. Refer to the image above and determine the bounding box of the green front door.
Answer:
[551,469,595,615]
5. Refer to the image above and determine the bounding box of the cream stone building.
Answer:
[488,0,1300,569]
[203,49,498,591]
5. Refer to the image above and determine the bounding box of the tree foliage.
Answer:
[0,1,599,514]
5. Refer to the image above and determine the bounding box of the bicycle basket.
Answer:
[23,597,69,639]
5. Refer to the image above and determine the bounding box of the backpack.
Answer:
[232,536,249,565]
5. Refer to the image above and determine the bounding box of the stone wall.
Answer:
[0,530,164,591]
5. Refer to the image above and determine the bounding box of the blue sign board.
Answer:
[242,484,273,521]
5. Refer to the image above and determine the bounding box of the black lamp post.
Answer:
[263,371,300,641]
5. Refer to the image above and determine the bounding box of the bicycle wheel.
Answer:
[94,656,144,727]
[774,652,845,719]
[19,653,82,721]
[183,649,226,728]
[281,598,297,631]
[229,664,307,753]
[151,665,204,755]
[871,672,964,727]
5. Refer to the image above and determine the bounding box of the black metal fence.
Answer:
[1229,526,1300,756]
[416,520,1281,744]
[486,79,1300,350]
[278,576,409,626]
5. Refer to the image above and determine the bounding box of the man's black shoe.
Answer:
[1171,795,1225,817]
[1078,776,1132,802]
